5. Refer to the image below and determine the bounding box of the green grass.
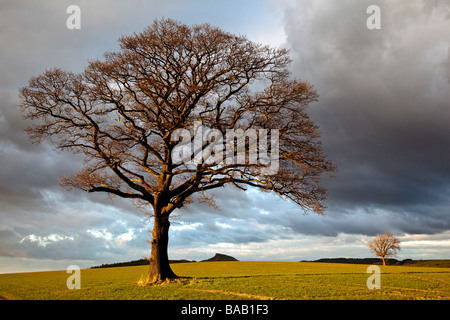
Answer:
[1,261,449,300]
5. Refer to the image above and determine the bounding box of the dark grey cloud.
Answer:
[1,0,450,272]
[281,0,450,235]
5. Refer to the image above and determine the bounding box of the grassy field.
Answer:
[1,261,449,300]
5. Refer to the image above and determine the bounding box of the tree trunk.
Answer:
[147,215,177,283]
[381,256,386,266]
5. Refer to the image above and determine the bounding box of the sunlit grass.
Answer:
[1,262,449,300]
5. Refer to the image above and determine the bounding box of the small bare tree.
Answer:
[19,19,335,284]
[367,232,401,266]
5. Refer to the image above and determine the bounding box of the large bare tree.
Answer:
[367,232,401,266]
[20,19,335,284]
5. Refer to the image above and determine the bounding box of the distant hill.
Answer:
[91,258,195,269]
[91,253,238,269]
[304,258,450,267]
[307,258,390,265]
[92,255,448,269]
[201,253,238,262]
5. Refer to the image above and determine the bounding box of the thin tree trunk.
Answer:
[381,256,386,266]
[147,214,177,284]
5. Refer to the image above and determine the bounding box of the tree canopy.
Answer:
[367,232,401,266]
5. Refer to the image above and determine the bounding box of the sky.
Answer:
[0,0,449,273]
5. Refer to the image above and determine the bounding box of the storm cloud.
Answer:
[0,0,449,273]
[282,0,450,226]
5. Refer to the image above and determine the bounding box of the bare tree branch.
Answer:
[20,18,336,283]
